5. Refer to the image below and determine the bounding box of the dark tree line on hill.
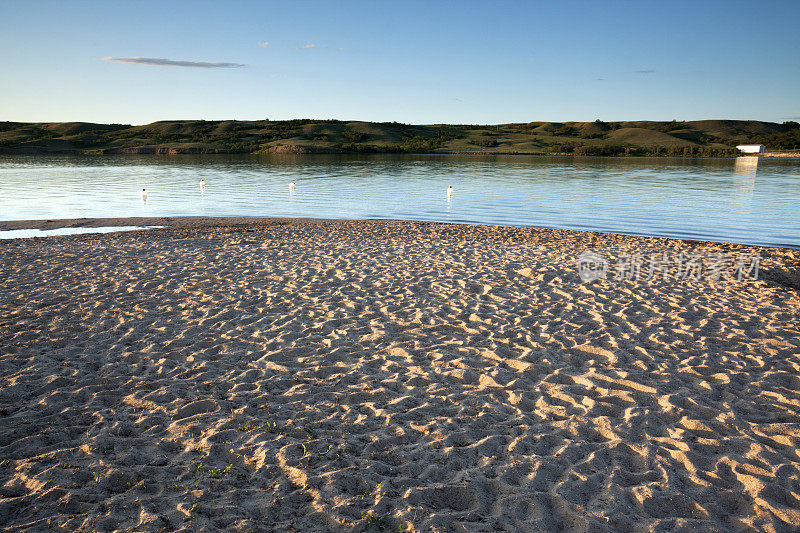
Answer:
[1,119,797,156]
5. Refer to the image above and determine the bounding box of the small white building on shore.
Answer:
[736,144,766,154]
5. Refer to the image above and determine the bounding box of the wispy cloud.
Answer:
[102,57,246,68]
[635,69,655,74]
[596,77,605,81]
[302,44,317,49]
[257,41,270,47]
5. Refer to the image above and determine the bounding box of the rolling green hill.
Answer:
[1,119,798,156]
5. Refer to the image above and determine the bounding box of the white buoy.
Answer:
[289,181,296,191]
[447,185,453,201]
[141,188,148,202]
[200,179,205,191]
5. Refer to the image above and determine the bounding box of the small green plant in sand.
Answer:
[237,421,259,432]
[40,453,58,464]
[360,511,393,530]
[92,470,104,483]
[127,477,146,490]
[207,464,232,478]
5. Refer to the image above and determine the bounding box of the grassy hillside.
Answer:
[1,119,798,156]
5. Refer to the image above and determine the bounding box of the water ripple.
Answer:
[0,154,798,247]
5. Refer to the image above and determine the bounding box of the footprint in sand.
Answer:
[174,399,218,420]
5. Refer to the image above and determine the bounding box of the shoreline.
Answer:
[2,217,799,530]
[6,150,800,158]
[1,215,799,251]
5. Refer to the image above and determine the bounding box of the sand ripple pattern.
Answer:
[1,220,799,532]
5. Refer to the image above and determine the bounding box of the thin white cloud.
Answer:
[635,69,655,74]
[596,77,605,81]
[102,57,246,68]
[302,44,317,49]
[257,41,270,47]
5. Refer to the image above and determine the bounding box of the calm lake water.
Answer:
[1,154,798,247]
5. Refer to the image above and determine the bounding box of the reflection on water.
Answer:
[732,157,759,229]
[0,154,798,247]
[0,226,164,240]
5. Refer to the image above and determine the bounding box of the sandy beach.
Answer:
[1,217,799,532]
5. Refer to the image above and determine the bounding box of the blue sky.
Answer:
[2,0,798,125]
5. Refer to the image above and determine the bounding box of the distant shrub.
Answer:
[31,127,57,139]
[0,122,23,132]
[624,146,649,156]
[548,142,579,153]
[342,128,367,143]
[228,141,261,153]
[643,145,739,157]
[469,138,499,147]
[658,120,686,132]
[574,144,624,156]
[402,135,440,152]
[68,134,102,149]
[750,128,800,149]
[337,143,393,153]
[434,127,461,142]
[552,125,578,136]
